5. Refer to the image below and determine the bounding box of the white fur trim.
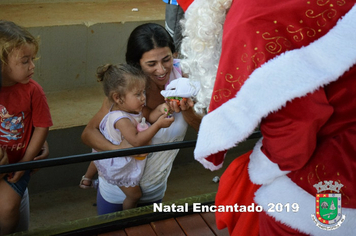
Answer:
[195,156,223,171]
[195,4,356,169]
[181,0,231,115]
[248,138,290,185]
[255,176,356,235]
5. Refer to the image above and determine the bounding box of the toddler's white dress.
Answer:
[94,110,147,187]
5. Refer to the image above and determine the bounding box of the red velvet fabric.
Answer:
[259,211,309,236]
[260,67,356,209]
[215,151,260,236]
[203,0,355,168]
[176,0,194,12]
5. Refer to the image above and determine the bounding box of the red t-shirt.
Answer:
[0,79,52,163]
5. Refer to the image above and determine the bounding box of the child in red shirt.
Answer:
[0,20,52,235]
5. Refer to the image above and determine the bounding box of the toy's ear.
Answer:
[177,0,194,12]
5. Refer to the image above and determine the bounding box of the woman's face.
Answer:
[139,47,173,90]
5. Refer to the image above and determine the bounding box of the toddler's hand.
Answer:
[160,103,172,115]
[156,113,174,128]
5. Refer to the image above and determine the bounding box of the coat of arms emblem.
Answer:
[311,181,346,230]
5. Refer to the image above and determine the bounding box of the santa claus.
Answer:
[178,0,356,235]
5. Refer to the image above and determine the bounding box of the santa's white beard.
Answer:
[180,0,232,115]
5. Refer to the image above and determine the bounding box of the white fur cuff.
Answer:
[248,138,290,185]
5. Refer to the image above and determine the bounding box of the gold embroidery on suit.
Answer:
[212,0,347,104]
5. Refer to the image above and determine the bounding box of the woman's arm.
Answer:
[81,98,134,151]
[182,108,202,132]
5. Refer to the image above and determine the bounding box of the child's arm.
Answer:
[7,127,48,183]
[31,140,49,175]
[116,114,174,147]
[147,103,171,124]
[0,148,9,179]
[33,140,49,161]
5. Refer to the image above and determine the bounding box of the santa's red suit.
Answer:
[179,0,356,235]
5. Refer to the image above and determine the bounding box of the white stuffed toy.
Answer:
[160,77,200,105]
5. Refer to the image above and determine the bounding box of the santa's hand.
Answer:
[160,77,200,98]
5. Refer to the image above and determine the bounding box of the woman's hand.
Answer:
[120,139,148,158]
[81,98,121,151]
[166,97,202,131]
[168,97,194,113]
[161,77,200,113]
[174,98,202,132]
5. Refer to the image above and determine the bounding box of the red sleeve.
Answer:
[260,88,333,171]
[31,81,53,128]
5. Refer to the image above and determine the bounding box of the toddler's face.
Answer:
[2,43,36,86]
[120,83,146,114]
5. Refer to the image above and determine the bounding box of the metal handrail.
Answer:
[0,131,261,174]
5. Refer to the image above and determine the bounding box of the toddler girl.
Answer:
[93,64,173,210]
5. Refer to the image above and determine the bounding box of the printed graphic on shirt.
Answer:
[0,105,25,142]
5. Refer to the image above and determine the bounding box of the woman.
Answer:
[81,23,201,214]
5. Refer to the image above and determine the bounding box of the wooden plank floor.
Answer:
[98,212,229,236]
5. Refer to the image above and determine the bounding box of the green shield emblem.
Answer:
[316,193,342,225]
